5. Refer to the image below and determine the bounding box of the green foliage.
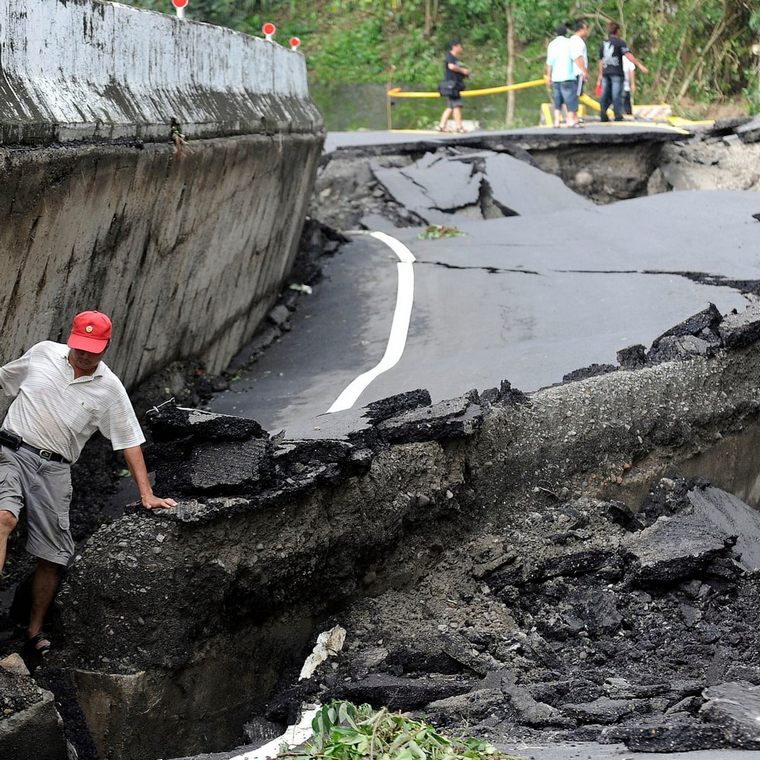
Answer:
[120,0,755,121]
[307,17,386,83]
[282,701,520,759]
[418,225,465,240]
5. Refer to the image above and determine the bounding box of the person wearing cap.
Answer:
[0,310,177,655]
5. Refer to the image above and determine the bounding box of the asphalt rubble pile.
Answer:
[288,478,760,754]
[155,301,760,757]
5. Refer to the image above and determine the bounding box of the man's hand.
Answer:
[142,494,177,510]
[122,445,177,511]
[639,64,649,74]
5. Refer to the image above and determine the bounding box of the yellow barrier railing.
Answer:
[387,79,713,133]
[387,78,547,100]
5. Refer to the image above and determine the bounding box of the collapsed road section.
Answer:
[212,137,760,430]
[0,0,323,392]
[4,301,760,759]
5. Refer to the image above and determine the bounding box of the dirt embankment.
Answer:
[13,300,760,760]
[311,118,760,231]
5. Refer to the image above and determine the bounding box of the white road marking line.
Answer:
[327,230,416,413]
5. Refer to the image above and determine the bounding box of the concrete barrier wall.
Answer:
[0,0,320,143]
[0,0,324,388]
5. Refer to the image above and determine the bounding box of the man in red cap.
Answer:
[0,310,176,655]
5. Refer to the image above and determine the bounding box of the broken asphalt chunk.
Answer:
[501,680,571,727]
[479,379,528,407]
[562,363,617,384]
[537,548,620,580]
[376,395,483,443]
[438,632,501,677]
[687,486,760,571]
[363,388,432,423]
[647,303,722,363]
[481,152,592,216]
[0,670,69,760]
[561,696,642,725]
[170,438,273,494]
[325,673,475,711]
[655,302,723,342]
[617,344,647,370]
[647,335,718,364]
[422,688,511,728]
[147,404,267,442]
[600,716,725,752]
[622,511,736,585]
[718,304,760,348]
[700,681,760,749]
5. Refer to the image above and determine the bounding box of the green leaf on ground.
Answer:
[417,224,465,240]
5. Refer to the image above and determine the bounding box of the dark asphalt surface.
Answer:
[204,125,760,760]
[210,189,755,435]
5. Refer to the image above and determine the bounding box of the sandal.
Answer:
[435,125,448,132]
[27,632,52,657]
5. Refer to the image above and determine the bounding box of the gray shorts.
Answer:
[0,446,74,566]
[447,97,464,108]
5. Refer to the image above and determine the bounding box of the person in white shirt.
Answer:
[545,24,576,128]
[623,55,636,116]
[0,310,176,655]
[568,19,590,125]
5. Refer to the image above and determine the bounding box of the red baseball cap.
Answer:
[67,311,112,353]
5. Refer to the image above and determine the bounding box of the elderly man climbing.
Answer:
[0,310,176,655]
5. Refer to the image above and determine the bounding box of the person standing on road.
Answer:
[623,55,636,116]
[545,24,578,128]
[569,19,590,122]
[0,310,177,656]
[596,22,648,122]
[437,39,470,134]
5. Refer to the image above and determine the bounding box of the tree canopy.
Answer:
[122,0,758,112]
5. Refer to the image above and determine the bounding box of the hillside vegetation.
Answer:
[126,1,758,124]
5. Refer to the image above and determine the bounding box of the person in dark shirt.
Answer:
[437,39,470,133]
[596,22,648,122]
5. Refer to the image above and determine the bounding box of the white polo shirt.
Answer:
[0,341,145,463]
[569,34,588,77]
[546,36,573,82]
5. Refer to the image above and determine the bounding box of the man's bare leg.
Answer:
[438,107,452,131]
[28,558,61,640]
[453,105,463,131]
[0,510,18,576]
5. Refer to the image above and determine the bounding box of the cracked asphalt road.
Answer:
[211,188,755,435]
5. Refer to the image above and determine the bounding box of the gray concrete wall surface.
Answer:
[0,0,324,387]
